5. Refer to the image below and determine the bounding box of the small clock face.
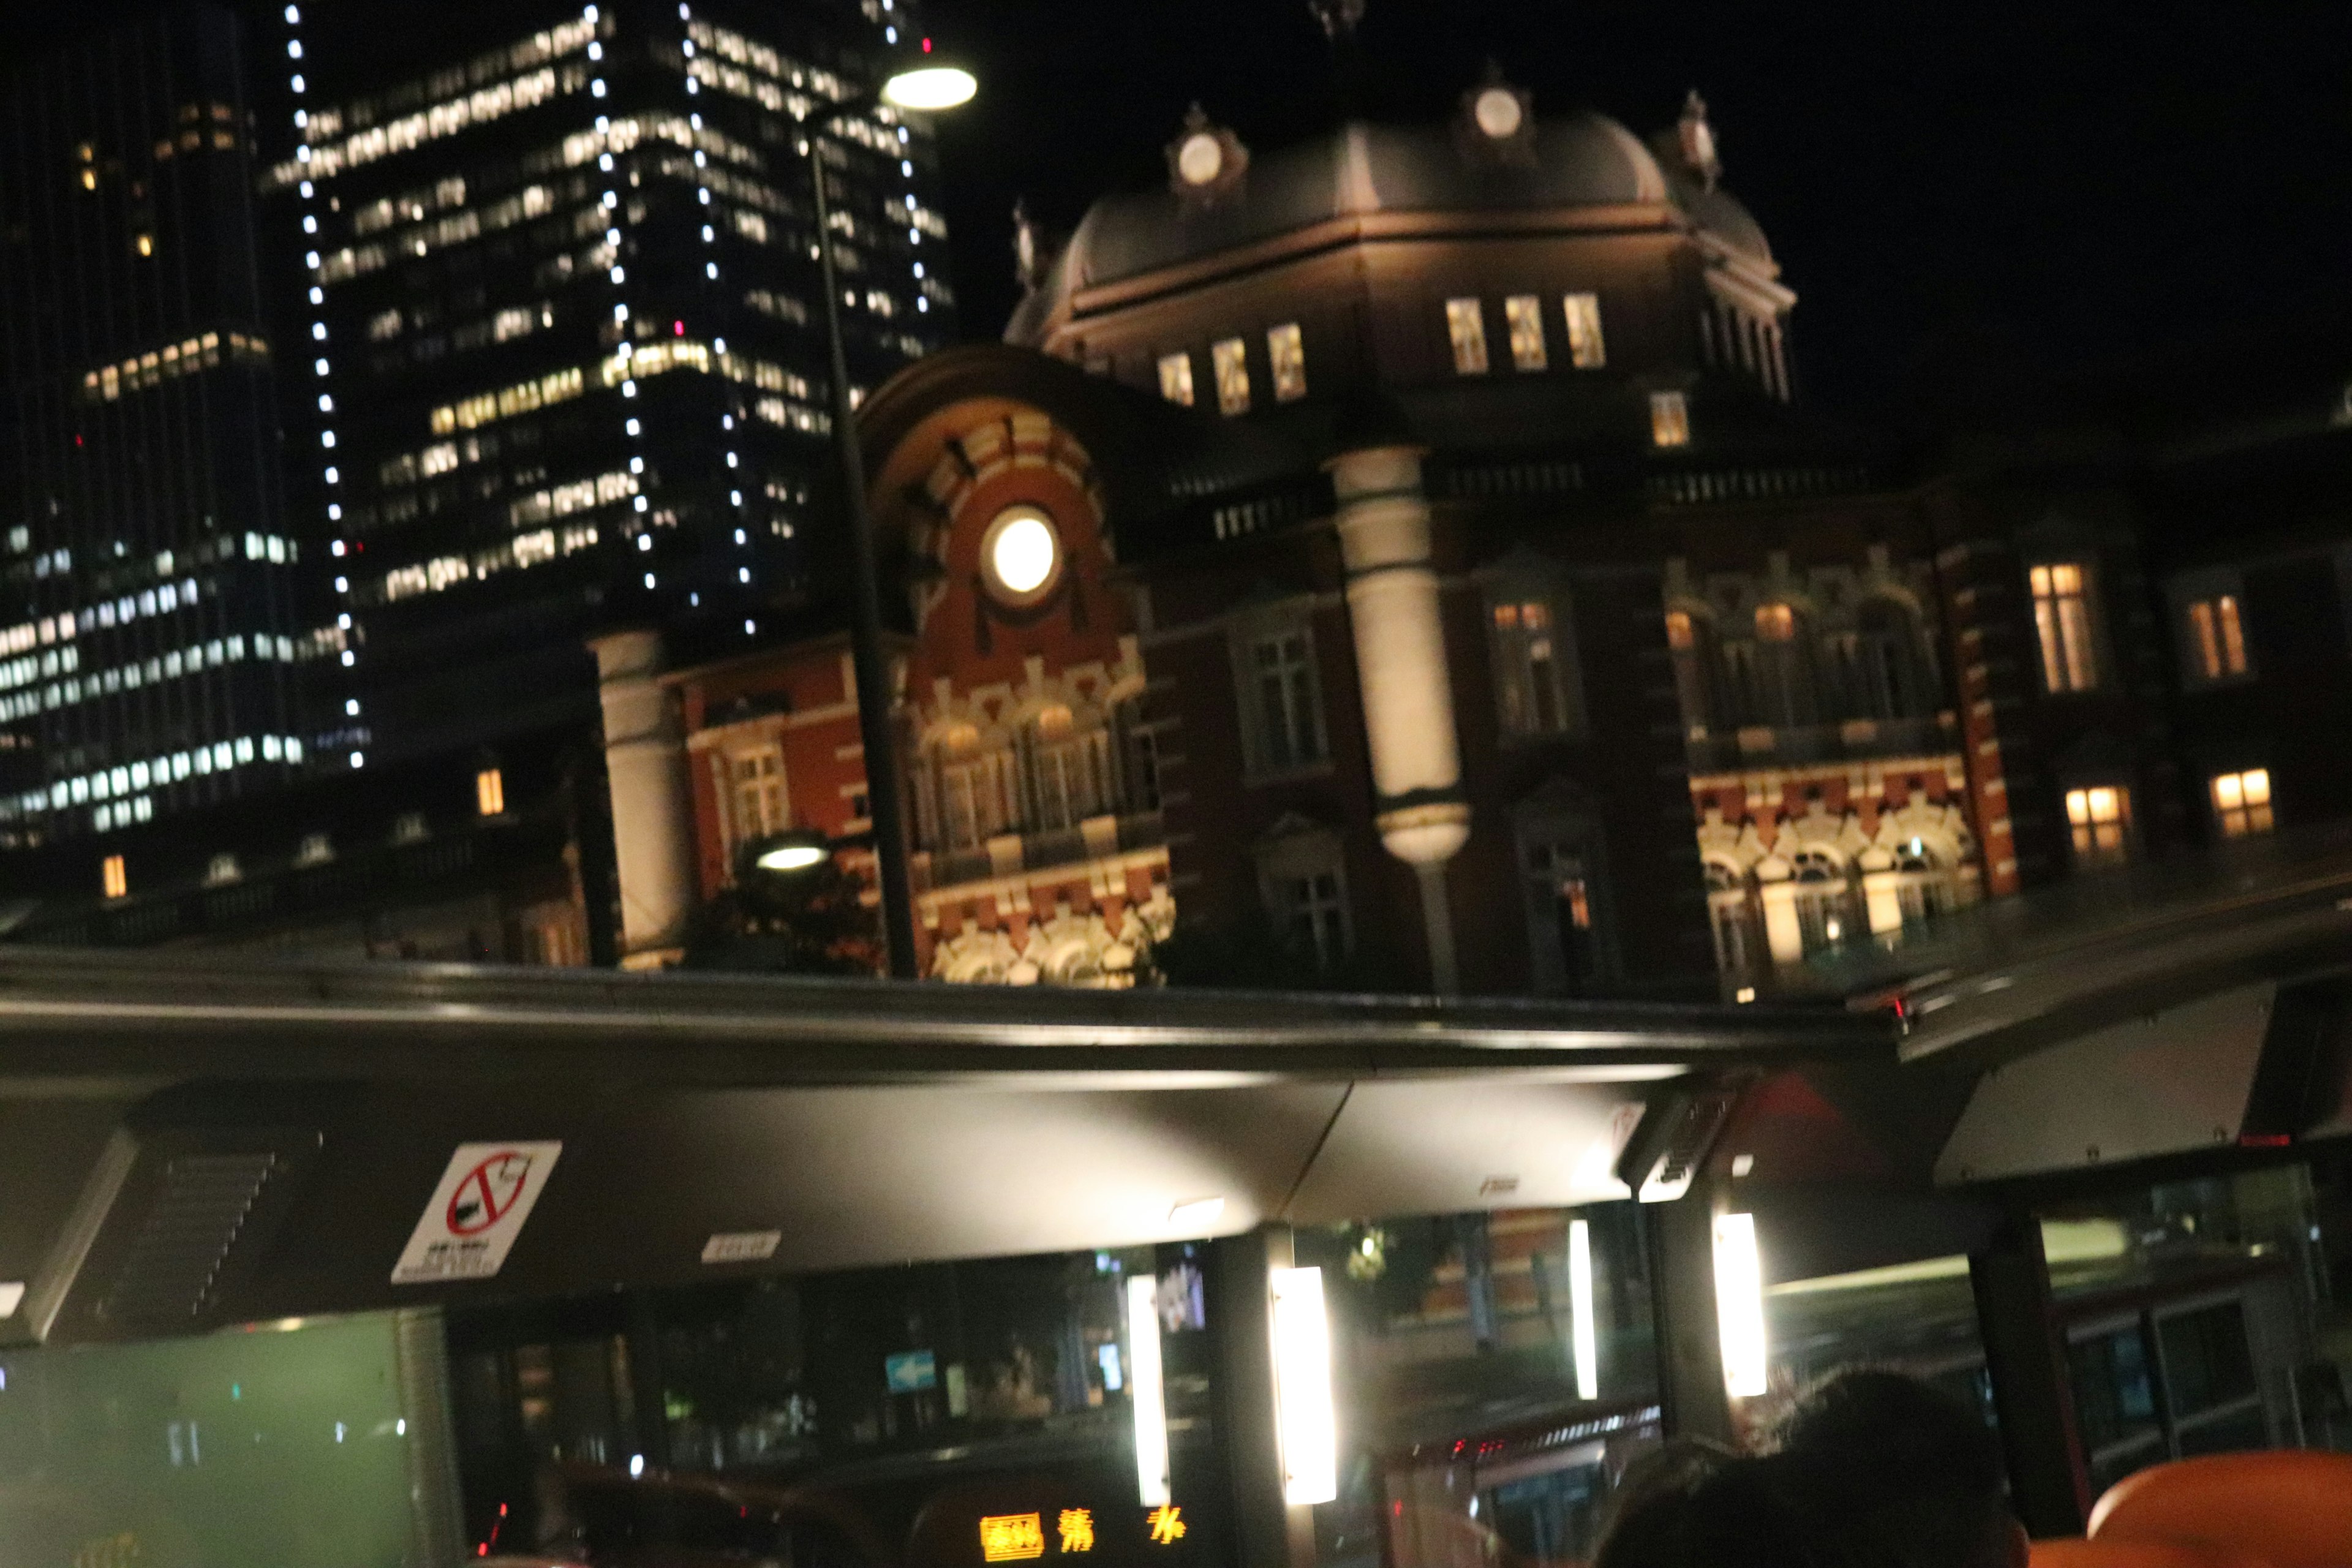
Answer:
[1176,132,1225,187]
[1473,86,1525,141]
[981,505,1062,605]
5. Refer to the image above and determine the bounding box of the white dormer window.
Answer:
[1267,323,1306,402]
[1445,298,1489,375]
[1650,390,1691,448]
[1563,293,1606,368]
[1504,295,1547,372]
[1156,351,1195,407]
[1212,337,1251,415]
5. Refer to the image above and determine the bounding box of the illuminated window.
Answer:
[1649,390,1691,448]
[135,234,154,257]
[729,744,788,843]
[1563,292,1606,368]
[2211,768,2272,838]
[1267,322,1306,402]
[1156,351,1194,407]
[475,766,506,816]
[2184,593,2248,682]
[1754,603,1796,641]
[1243,626,1327,775]
[1445,298,1490,375]
[1504,295,1547,371]
[1664,608,1724,739]
[1211,336,1251,416]
[2030,562,2100,692]
[2065,785,2132,868]
[100,854,127,900]
[204,853,242,888]
[1490,589,1581,737]
[1520,813,1610,995]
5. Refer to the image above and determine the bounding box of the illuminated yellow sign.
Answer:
[1147,1506,1187,1545]
[1057,1509,1096,1554]
[981,1513,1047,1562]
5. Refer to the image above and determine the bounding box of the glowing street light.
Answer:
[745,829,831,879]
[880,64,976,111]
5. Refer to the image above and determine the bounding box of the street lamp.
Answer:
[745,828,831,878]
[802,52,974,980]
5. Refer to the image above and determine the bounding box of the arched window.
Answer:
[1023,702,1111,831]
[921,722,1017,853]
[1705,860,1760,979]
[1491,577,1584,739]
[1789,847,1852,954]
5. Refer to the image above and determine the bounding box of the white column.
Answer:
[1328,445,1470,992]
[591,629,698,968]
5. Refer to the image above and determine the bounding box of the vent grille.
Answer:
[99,1153,278,1323]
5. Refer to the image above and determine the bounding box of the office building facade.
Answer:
[0,6,307,848]
[255,0,953,772]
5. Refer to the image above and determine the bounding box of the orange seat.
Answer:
[2033,1539,2271,1568]
[2088,1451,2352,1568]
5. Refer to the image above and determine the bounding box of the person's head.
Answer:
[1767,1370,2026,1568]
[1596,1441,1849,1568]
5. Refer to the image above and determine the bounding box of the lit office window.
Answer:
[1211,337,1251,416]
[1563,292,1606,368]
[731,744,788,843]
[2065,785,2131,867]
[2030,562,2100,693]
[1504,295,1548,371]
[101,854,127,900]
[1156,351,1195,407]
[2211,769,2272,838]
[1267,323,1306,402]
[1649,390,1691,448]
[1445,298,1490,375]
[2185,594,2248,682]
[475,766,506,816]
[1490,594,1581,737]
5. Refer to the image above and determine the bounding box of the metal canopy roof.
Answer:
[0,948,1889,1348]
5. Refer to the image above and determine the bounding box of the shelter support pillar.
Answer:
[1211,1225,1318,1568]
[1970,1210,2090,1536]
[1645,1177,1738,1446]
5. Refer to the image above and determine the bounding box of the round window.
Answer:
[1472,86,1524,141]
[1175,132,1224,187]
[979,505,1063,606]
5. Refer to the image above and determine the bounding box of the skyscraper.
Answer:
[256,0,955,773]
[0,6,307,847]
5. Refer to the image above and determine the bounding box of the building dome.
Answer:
[1008,111,1679,342]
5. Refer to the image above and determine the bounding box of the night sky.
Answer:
[10,0,2352,413]
[927,0,2352,413]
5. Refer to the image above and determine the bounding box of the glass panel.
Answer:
[2190,600,2221,680]
[2158,1300,2258,1419]
[2069,1322,2163,1457]
[2218,594,2247,673]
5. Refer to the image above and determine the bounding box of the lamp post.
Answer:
[801,58,976,981]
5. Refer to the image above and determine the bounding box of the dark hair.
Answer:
[1766,1370,2012,1568]
[1596,1442,1855,1568]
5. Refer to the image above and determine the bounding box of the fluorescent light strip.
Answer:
[1126,1275,1170,1507]
[1712,1213,1768,1399]
[1268,1265,1338,1507]
[1569,1218,1599,1401]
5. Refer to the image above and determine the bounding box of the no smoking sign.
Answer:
[393,1141,562,1285]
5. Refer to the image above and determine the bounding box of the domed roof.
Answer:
[1648,129,1773,266]
[1049,111,1672,298]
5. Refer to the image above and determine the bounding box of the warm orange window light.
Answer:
[2031,562,2098,692]
[100,854,127,900]
[1754,603,1796,641]
[2211,767,2272,837]
[475,767,505,816]
[2187,594,2247,680]
[2065,784,2131,865]
[1665,610,1695,650]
